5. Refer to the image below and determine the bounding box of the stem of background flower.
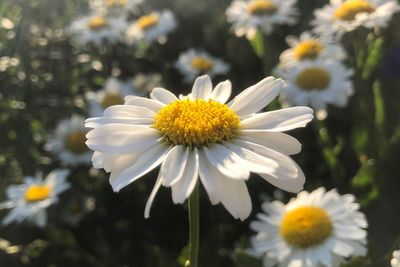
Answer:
[187,183,200,267]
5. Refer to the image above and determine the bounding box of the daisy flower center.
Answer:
[294,40,324,60]
[105,0,127,7]
[65,131,88,154]
[280,206,333,248]
[334,0,375,21]
[137,14,159,30]
[101,93,124,108]
[88,16,109,30]
[24,185,52,202]
[153,99,240,147]
[191,57,215,72]
[248,0,278,16]
[296,67,331,90]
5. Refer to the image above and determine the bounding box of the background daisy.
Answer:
[392,250,400,267]
[250,187,368,267]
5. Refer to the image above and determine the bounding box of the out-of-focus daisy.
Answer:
[312,0,400,38]
[132,73,163,93]
[86,77,147,117]
[85,75,313,220]
[0,170,70,227]
[392,250,400,267]
[90,0,142,14]
[279,31,346,68]
[250,187,368,267]
[276,59,353,120]
[175,49,230,83]
[126,10,177,45]
[226,0,298,39]
[69,12,126,46]
[45,115,91,166]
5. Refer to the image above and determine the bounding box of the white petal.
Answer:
[241,107,314,132]
[161,145,189,186]
[191,75,212,99]
[91,151,104,169]
[85,117,153,128]
[171,149,199,204]
[230,77,283,116]
[144,171,164,219]
[150,87,178,104]
[198,149,221,204]
[204,144,250,180]
[110,144,171,192]
[124,96,165,112]
[103,105,156,118]
[211,80,232,104]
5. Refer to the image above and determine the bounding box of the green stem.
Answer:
[187,183,200,267]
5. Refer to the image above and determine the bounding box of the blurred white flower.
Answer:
[279,31,346,69]
[226,0,298,39]
[250,187,368,267]
[86,77,146,117]
[126,10,177,45]
[175,49,230,83]
[0,170,70,227]
[68,12,127,46]
[276,59,353,120]
[312,0,400,39]
[392,250,400,267]
[132,73,163,93]
[90,0,143,15]
[85,75,313,220]
[45,115,91,166]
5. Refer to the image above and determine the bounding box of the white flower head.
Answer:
[90,0,143,15]
[45,115,92,166]
[250,187,368,267]
[85,75,314,220]
[86,77,146,117]
[226,0,298,39]
[276,58,353,120]
[68,12,127,46]
[312,0,400,39]
[392,250,400,267]
[175,49,230,83]
[279,31,346,69]
[0,170,70,227]
[126,10,177,45]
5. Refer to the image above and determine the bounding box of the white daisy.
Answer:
[175,49,230,83]
[312,0,400,39]
[226,0,298,39]
[276,59,353,120]
[45,115,92,166]
[0,169,70,227]
[86,77,147,117]
[125,10,177,45]
[85,75,314,220]
[392,250,400,267]
[279,31,346,69]
[68,12,127,46]
[250,187,368,267]
[90,0,143,14]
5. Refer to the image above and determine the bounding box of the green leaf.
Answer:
[250,30,265,58]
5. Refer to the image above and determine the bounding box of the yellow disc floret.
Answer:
[191,57,214,72]
[106,0,127,7]
[248,0,278,15]
[296,67,331,90]
[294,40,325,60]
[153,99,240,147]
[101,93,124,108]
[334,0,375,21]
[88,16,109,30]
[25,185,52,202]
[137,14,159,30]
[65,131,88,154]
[280,206,333,248]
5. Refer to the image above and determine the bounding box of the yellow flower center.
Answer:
[24,185,52,202]
[334,0,375,21]
[248,0,278,16]
[105,0,127,7]
[153,99,240,147]
[87,16,109,30]
[65,131,88,154]
[191,57,214,72]
[294,40,324,60]
[101,93,124,108]
[280,206,333,248]
[137,14,159,30]
[296,67,331,90]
